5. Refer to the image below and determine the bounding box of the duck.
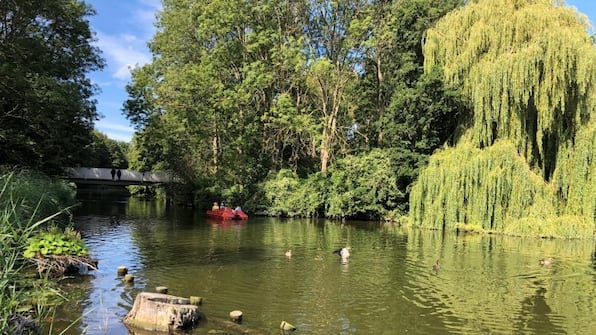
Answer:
[539,257,552,266]
[285,249,292,258]
[333,247,351,259]
[432,260,441,271]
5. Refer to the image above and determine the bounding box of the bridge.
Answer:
[64,167,178,186]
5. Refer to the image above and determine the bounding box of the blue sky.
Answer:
[87,0,596,143]
[87,0,161,142]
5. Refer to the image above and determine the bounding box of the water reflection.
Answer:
[52,198,596,335]
[516,284,564,334]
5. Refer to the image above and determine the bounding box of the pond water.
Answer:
[52,197,596,334]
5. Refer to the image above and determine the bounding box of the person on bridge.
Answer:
[111,168,116,180]
[117,169,122,181]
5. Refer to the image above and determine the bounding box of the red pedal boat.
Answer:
[206,207,248,220]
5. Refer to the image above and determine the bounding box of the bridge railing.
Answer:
[64,167,179,184]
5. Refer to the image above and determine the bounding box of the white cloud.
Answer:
[95,31,151,81]
[96,120,135,142]
[98,121,135,133]
[135,0,162,39]
[91,0,162,82]
[103,132,133,142]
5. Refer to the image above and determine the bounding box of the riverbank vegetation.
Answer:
[410,0,596,238]
[0,169,86,333]
[1,1,593,238]
[123,0,594,238]
[123,0,466,216]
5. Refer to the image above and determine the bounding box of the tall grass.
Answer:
[0,169,78,333]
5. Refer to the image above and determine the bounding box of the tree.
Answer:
[125,0,275,198]
[410,0,596,237]
[0,0,104,173]
[82,131,129,169]
[303,0,369,173]
[357,0,464,151]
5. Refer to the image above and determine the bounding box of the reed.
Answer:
[0,169,78,333]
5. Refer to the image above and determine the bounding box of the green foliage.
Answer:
[23,228,88,259]
[0,0,105,174]
[326,148,421,219]
[424,0,595,179]
[409,0,596,238]
[410,140,594,238]
[260,148,423,219]
[382,68,468,153]
[357,0,465,149]
[81,131,129,169]
[262,169,327,217]
[0,171,75,332]
[410,141,555,232]
[0,168,77,226]
[551,123,596,220]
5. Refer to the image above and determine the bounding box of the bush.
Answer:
[0,168,77,226]
[260,148,424,219]
[262,169,327,217]
[0,169,81,332]
[326,148,423,219]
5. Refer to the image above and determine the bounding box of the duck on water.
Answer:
[333,247,351,262]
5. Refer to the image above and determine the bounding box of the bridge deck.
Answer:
[65,168,176,186]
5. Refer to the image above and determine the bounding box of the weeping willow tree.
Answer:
[409,0,595,238]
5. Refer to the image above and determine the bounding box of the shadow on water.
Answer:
[515,283,565,334]
[51,197,596,335]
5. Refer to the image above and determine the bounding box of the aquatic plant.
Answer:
[23,228,89,259]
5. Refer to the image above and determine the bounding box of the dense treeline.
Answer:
[124,0,594,235]
[124,0,465,219]
[1,0,592,237]
[0,0,105,174]
[0,0,132,174]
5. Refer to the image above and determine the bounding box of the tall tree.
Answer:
[0,0,104,173]
[357,0,464,151]
[126,0,278,191]
[304,0,369,173]
[410,0,596,237]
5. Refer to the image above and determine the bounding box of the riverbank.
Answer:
[0,168,88,333]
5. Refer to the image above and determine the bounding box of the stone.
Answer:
[124,292,201,332]
[117,266,128,276]
[280,320,296,331]
[123,274,134,283]
[229,310,243,323]
[190,296,203,306]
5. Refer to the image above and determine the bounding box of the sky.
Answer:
[87,0,596,143]
[86,0,161,142]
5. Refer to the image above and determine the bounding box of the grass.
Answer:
[0,169,81,334]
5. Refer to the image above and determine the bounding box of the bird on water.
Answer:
[432,260,441,272]
[285,249,292,258]
[539,257,552,266]
[333,247,351,260]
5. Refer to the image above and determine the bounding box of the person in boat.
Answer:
[232,205,242,214]
[212,202,219,211]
